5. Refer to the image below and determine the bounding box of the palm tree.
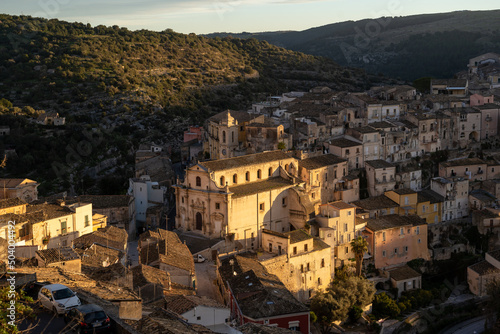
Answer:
[350,236,368,277]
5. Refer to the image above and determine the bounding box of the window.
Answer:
[293,247,297,255]
[318,278,322,285]
[259,203,265,211]
[282,197,287,207]
[304,244,308,252]
[418,238,421,244]
[422,205,426,213]
[307,263,310,271]
[345,247,349,254]
[257,169,261,179]
[268,167,273,177]
[434,204,437,212]
[382,232,386,241]
[347,210,352,216]
[394,248,398,254]
[231,131,234,143]
[405,196,409,205]
[346,149,350,155]
[196,176,201,187]
[182,197,184,204]
[344,223,348,232]
[222,131,226,143]
[84,215,89,227]
[233,174,238,184]
[61,221,67,234]
[301,264,304,273]
[382,250,386,257]
[245,171,250,181]
[400,227,404,235]
[215,203,220,210]
[404,246,408,252]
[321,258,325,268]
[220,176,225,187]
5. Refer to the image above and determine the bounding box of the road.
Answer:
[440,315,487,334]
[195,261,220,302]
[18,306,71,334]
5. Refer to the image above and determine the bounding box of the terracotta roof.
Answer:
[136,308,215,333]
[469,260,500,275]
[470,189,496,203]
[298,154,346,170]
[36,247,80,264]
[370,121,395,129]
[329,138,362,148]
[230,177,294,198]
[488,249,500,263]
[75,195,132,209]
[440,158,486,168]
[366,214,425,232]
[417,190,444,204]
[199,151,293,172]
[390,188,416,195]
[0,197,26,209]
[132,264,170,289]
[389,265,421,281]
[165,295,226,316]
[75,243,124,269]
[324,201,357,210]
[238,323,297,334]
[26,203,74,220]
[366,160,395,169]
[350,126,378,134]
[139,229,195,274]
[219,255,308,319]
[313,238,330,251]
[352,196,399,210]
[73,226,128,251]
[208,110,256,123]
[0,178,38,188]
[399,119,418,129]
[432,79,467,87]
[287,229,312,244]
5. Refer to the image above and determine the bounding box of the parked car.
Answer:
[193,254,206,263]
[22,281,50,300]
[65,304,111,333]
[38,284,81,315]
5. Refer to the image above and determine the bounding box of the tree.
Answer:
[351,236,368,276]
[277,142,286,150]
[0,287,37,333]
[372,292,400,318]
[311,275,375,333]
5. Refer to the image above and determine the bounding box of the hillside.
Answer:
[0,14,384,195]
[206,10,500,81]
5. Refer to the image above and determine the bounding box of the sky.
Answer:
[2,0,499,34]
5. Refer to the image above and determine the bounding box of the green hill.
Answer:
[206,10,500,80]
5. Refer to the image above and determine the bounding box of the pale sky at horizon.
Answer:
[2,1,499,34]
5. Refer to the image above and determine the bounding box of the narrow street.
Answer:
[195,261,220,302]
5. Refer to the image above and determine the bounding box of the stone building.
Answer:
[174,151,299,249]
[365,160,396,197]
[0,178,39,202]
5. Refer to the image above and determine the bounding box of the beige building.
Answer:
[431,177,469,221]
[365,160,396,197]
[327,137,364,170]
[315,201,357,267]
[364,214,429,269]
[36,247,81,272]
[205,110,264,160]
[352,195,399,219]
[388,265,422,298]
[0,198,27,215]
[298,154,348,204]
[431,79,468,96]
[346,126,381,162]
[0,178,39,202]
[474,104,500,140]
[444,108,481,148]
[260,229,332,302]
[468,249,500,296]
[174,151,299,249]
[439,158,487,181]
[0,202,95,249]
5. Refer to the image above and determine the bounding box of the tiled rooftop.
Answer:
[36,247,80,264]
[440,158,486,168]
[0,197,27,209]
[298,154,346,170]
[352,195,399,210]
[329,138,362,148]
[230,177,294,198]
[200,151,292,171]
[388,265,421,281]
[469,260,500,275]
[366,214,425,232]
[366,159,395,169]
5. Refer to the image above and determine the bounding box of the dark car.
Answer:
[64,304,111,333]
[22,281,50,300]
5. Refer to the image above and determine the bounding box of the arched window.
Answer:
[245,171,250,181]
[268,167,272,177]
[220,176,225,187]
[195,176,201,187]
[233,174,238,184]
[222,131,226,143]
[257,169,261,179]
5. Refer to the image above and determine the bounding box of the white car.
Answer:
[38,284,81,315]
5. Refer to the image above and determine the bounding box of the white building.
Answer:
[128,175,166,227]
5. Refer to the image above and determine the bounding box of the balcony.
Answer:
[486,116,492,122]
